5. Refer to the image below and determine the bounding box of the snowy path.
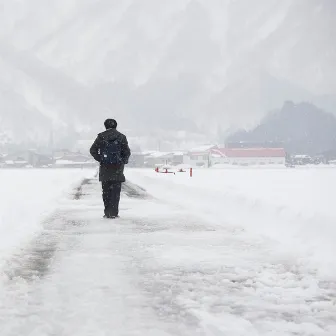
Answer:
[1,177,336,335]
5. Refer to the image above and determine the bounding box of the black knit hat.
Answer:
[104,119,117,129]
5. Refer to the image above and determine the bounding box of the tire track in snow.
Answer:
[2,178,93,283]
[0,178,180,336]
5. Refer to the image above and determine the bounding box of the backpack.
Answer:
[100,138,123,164]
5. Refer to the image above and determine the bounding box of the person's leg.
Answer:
[102,181,113,217]
[108,182,122,217]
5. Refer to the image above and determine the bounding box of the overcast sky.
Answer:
[0,0,335,145]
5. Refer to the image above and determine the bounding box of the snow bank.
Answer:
[126,168,336,277]
[0,168,95,270]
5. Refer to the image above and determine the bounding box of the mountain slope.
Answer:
[227,101,336,155]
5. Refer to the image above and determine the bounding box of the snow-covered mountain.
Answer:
[0,0,335,145]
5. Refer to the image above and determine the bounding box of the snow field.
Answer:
[126,168,336,278]
[1,174,336,335]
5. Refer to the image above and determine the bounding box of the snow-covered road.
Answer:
[1,174,336,335]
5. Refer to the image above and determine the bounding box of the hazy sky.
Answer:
[0,0,335,145]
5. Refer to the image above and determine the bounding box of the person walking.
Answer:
[90,119,131,218]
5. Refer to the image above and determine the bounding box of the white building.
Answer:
[210,148,286,166]
[183,145,217,168]
[144,152,174,167]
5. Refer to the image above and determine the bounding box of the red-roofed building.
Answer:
[210,148,286,166]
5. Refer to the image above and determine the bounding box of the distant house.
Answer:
[54,150,73,160]
[172,152,185,166]
[4,150,29,161]
[4,157,29,168]
[1,150,53,167]
[129,153,145,167]
[144,152,174,167]
[3,160,15,168]
[210,148,286,166]
[291,155,313,165]
[73,140,95,155]
[318,149,336,164]
[27,151,53,167]
[35,154,53,167]
[54,153,97,168]
[140,151,187,167]
[60,154,91,162]
[0,151,30,168]
[183,145,217,168]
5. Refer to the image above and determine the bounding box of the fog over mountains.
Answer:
[0,0,335,147]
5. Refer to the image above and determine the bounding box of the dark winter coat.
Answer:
[90,129,131,182]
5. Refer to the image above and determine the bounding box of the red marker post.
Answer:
[190,167,193,177]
